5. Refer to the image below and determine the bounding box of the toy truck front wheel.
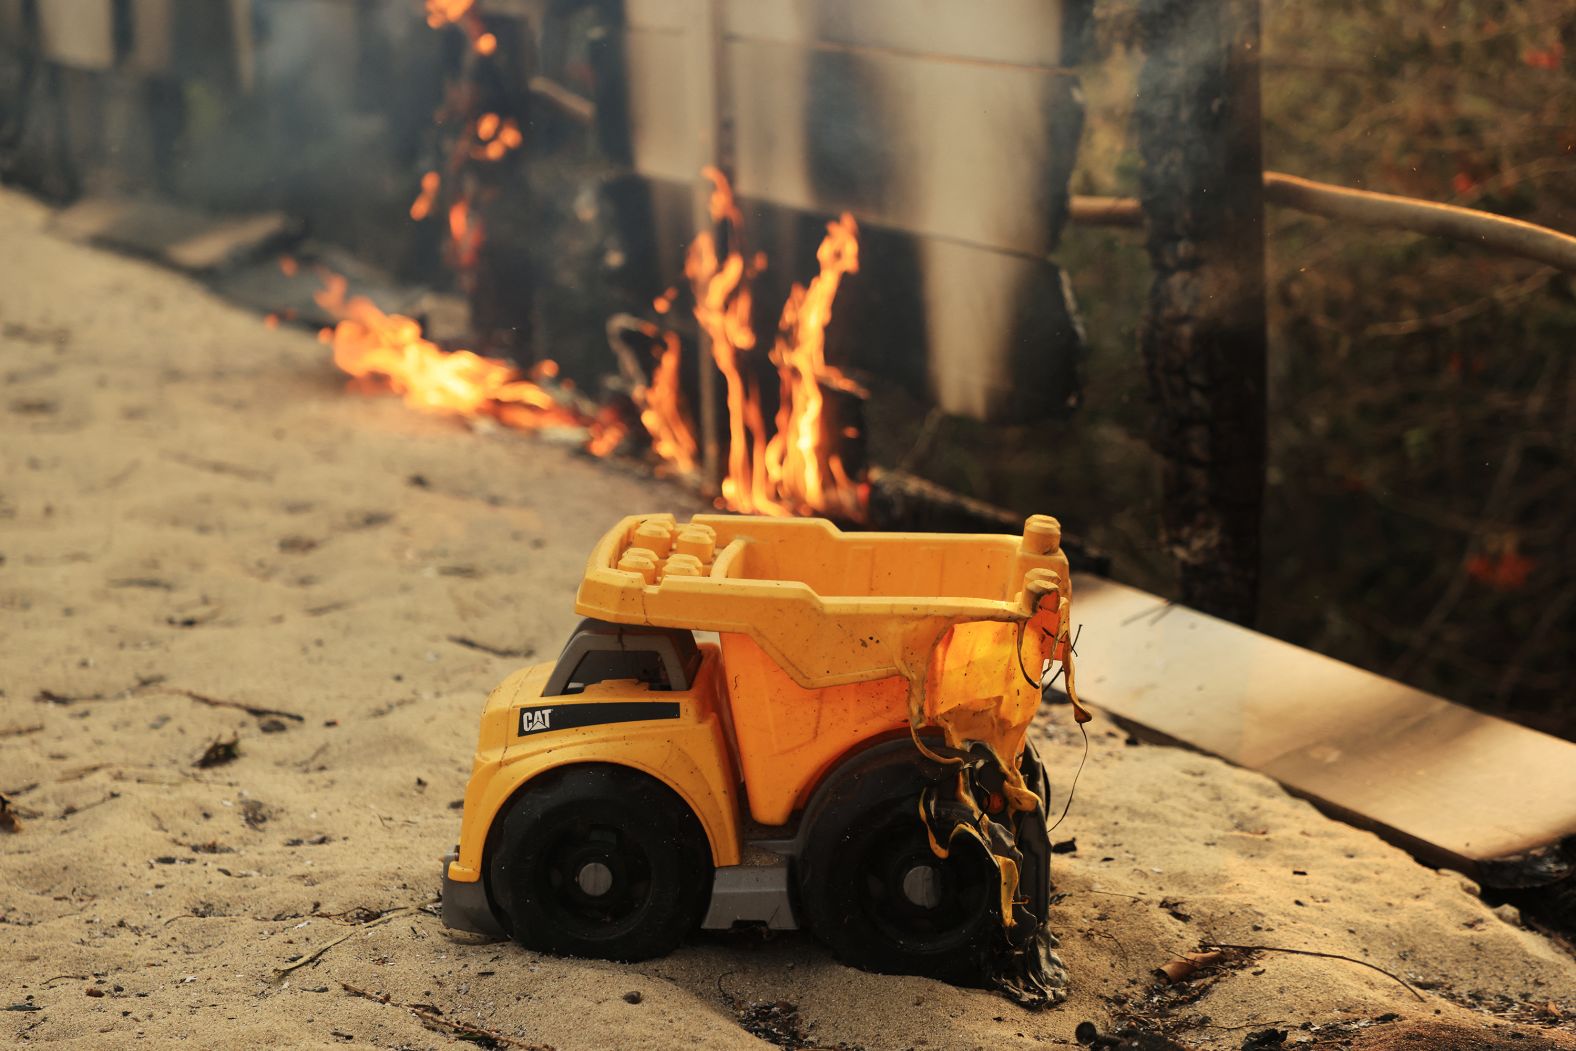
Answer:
[484,764,714,961]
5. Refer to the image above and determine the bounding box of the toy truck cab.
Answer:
[442,513,1074,1003]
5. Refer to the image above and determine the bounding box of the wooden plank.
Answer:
[619,8,1084,258]
[726,40,1082,257]
[52,196,298,272]
[1071,576,1576,868]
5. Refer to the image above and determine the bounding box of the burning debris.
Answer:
[306,197,869,520]
[313,271,588,435]
[272,1,873,522]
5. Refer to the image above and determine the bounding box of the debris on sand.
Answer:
[239,799,274,829]
[1156,950,1225,984]
[194,736,240,769]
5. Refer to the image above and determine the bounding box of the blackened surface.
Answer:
[1135,0,1268,624]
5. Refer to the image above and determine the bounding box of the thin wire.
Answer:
[1013,595,1088,831]
[1048,719,1088,834]
[1015,593,1046,689]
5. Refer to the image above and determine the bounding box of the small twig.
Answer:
[0,724,44,738]
[272,902,430,978]
[896,407,945,474]
[161,450,275,483]
[1088,926,1129,959]
[174,688,305,723]
[60,790,121,819]
[34,674,166,706]
[296,743,331,771]
[1120,601,1175,627]
[1197,1018,1294,1032]
[1362,266,1556,338]
[1081,890,1153,902]
[109,577,174,591]
[340,981,554,1049]
[714,969,740,1008]
[55,764,112,784]
[446,636,536,660]
[1202,942,1426,1001]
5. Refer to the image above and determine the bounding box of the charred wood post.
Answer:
[683,0,728,493]
[1135,0,1268,624]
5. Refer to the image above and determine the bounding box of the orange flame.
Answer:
[475,32,498,55]
[313,272,582,430]
[764,213,862,516]
[681,168,865,517]
[631,330,699,475]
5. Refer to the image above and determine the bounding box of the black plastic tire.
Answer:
[485,764,713,961]
[796,750,1000,984]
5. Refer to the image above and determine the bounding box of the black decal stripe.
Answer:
[517,701,682,737]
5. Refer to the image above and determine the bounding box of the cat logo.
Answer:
[514,701,683,739]
[519,707,555,735]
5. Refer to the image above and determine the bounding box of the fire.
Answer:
[641,332,700,474]
[471,113,522,162]
[409,171,441,221]
[278,13,866,521]
[313,272,583,431]
[764,213,863,517]
[424,0,474,29]
[448,199,483,270]
[682,167,866,518]
[684,171,764,511]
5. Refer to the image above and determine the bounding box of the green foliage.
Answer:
[1261,0,1575,735]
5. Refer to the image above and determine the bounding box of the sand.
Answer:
[1,186,1573,1050]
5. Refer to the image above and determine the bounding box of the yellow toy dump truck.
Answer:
[442,512,1078,1005]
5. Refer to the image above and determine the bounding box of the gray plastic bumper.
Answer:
[439,849,507,939]
[700,857,799,931]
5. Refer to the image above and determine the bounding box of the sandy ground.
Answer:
[1,186,1573,1050]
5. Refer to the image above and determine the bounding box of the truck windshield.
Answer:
[559,648,671,694]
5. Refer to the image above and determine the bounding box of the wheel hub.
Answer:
[901,863,942,909]
[576,860,614,897]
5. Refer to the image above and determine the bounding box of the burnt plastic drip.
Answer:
[918,747,1068,1008]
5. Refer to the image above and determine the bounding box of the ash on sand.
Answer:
[2,188,1574,1049]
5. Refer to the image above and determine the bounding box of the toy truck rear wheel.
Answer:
[795,749,1000,984]
[485,764,713,961]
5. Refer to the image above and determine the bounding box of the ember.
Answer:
[408,171,440,221]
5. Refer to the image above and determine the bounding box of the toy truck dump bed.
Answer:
[574,513,1074,825]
